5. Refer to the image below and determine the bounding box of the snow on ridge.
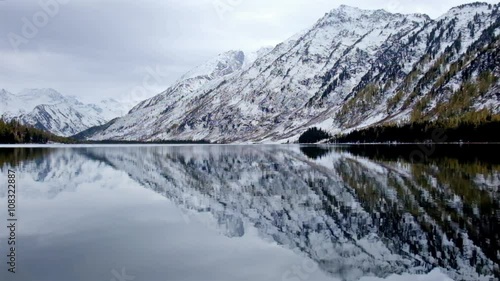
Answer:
[0,88,130,137]
[179,50,246,81]
[85,3,500,143]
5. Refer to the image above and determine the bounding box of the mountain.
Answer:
[0,88,68,119]
[81,3,500,143]
[80,49,272,141]
[0,88,130,137]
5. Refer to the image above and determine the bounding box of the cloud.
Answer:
[0,0,497,104]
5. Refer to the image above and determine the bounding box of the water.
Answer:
[0,145,498,281]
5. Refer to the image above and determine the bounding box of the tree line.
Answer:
[0,119,75,144]
[298,127,332,143]
[332,119,500,143]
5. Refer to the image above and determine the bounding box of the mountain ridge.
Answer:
[0,88,130,137]
[63,2,500,142]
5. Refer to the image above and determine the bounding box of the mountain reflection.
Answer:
[1,145,499,281]
[300,146,333,160]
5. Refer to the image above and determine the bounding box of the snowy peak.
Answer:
[331,4,366,16]
[18,88,64,101]
[324,4,389,22]
[0,88,130,137]
[441,2,495,21]
[447,2,495,14]
[129,49,263,114]
[93,98,131,120]
[318,4,426,29]
[1,88,68,116]
[242,46,274,69]
[180,50,246,81]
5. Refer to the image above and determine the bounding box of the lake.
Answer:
[0,145,498,281]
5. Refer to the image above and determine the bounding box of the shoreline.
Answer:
[2,142,500,148]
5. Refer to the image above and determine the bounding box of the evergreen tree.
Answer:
[299,127,332,143]
[0,119,75,144]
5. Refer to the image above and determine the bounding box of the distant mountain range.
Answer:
[0,88,129,137]
[3,2,499,143]
[77,2,499,143]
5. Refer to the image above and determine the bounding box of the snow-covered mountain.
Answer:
[0,88,69,118]
[0,88,130,136]
[82,49,273,140]
[83,3,500,143]
[93,98,130,121]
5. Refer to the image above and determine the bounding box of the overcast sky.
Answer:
[0,0,497,104]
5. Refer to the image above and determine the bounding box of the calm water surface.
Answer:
[0,145,498,281]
